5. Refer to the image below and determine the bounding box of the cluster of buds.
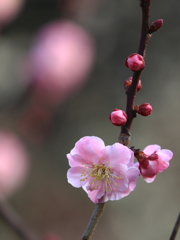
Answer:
[109,109,127,126]
[134,103,152,116]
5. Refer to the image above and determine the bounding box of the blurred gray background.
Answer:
[0,0,179,240]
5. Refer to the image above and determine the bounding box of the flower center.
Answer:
[80,162,122,192]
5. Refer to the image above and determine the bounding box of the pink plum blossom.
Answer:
[0,132,29,198]
[67,136,140,203]
[0,0,24,25]
[26,20,95,106]
[137,145,173,183]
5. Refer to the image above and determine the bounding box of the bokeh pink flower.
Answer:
[26,20,95,106]
[0,0,24,25]
[67,136,140,203]
[0,132,29,198]
[137,145,173,183]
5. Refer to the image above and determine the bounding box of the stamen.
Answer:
[80,162,122,192]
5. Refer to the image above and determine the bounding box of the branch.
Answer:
[81,203,105,240]
[169,212,180,240]
[119,0,152,146]
[0,199,40,240]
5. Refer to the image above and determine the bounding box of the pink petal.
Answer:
[142,175,156,183]
[125,166,140,191]
[101,143,131,165]
[70,136,105,164]
[143,145,161,155]
[157,160,170,172]
[67,166,85,188]
[157,149,173,161]
[83,182,105,203]
[156,149,173,172]
[105,189,131,201]
[140,160,159,178]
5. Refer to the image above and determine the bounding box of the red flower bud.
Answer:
[149,19,163,34]
[124,77,142,92]
[109,109,127,126]
[134,103,153,116]
[125,53,145,72]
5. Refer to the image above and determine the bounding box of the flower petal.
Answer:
[67,166,85,188]
[143,144,161,155]
[83,182,106,203]
[101,143,132,165]
[142,175,156,183]
[126,166,140,191]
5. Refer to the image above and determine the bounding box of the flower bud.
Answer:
[109,109,127,126]
[134,103,153,116]
[149,19,163,34]
[124,77,142,92]
[125,53,145,72]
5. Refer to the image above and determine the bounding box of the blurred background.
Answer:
[0,0,179,240]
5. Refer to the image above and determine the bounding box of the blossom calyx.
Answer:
[124,77,142,92]
[125,54,145,72]
[109,109,127,126]
[134,103,152,116]
[149,19,163,34]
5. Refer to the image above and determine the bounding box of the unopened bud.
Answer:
[109,109,127,126]
[125,53,145,72]
[124,77,142,92]
[134,103,153,116]
[149,19,163,34]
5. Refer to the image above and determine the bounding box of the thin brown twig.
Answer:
[169,212,180,240]
[0,199,40,240]
[81,203,105,240]
[119,0,152,146]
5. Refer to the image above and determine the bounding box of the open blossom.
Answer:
[67,136,140,203]
[136,145,173,183]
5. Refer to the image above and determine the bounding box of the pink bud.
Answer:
[149,19,163,34]
[109,109,127,126]
[124,77,142,92]
[125,53,145,72]
[134,103,153,116]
